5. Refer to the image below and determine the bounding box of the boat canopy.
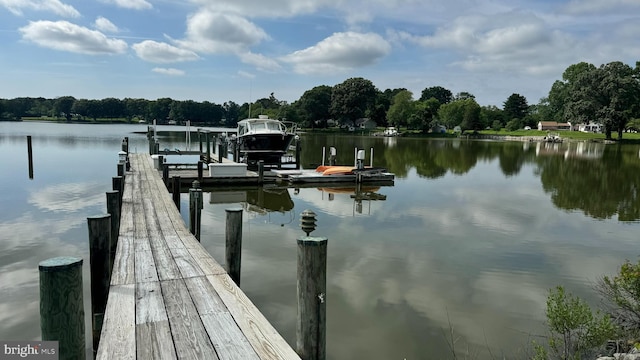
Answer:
[238,117,287,136]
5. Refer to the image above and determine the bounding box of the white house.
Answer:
[577,122,602,133]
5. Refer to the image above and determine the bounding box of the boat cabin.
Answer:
[237,115,286,136]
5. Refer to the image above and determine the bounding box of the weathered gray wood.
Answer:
[96,284,135,360]
[99,154,301,360]
[161,279,219,359]
[207,274,301,360]
[296,237,328,360]
[106,191,120,272]
[88,214,112,351]
[137,321,177,360]
[39,257,85,360]
[172,176,181,210]
[189,187,203,241]
[112,176,124,204]
[136,281,168,324]
[225,208,243,286]
[110,234,134,285]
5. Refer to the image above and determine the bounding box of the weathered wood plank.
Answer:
[136,321,177,360]
[170,246,205,279]
[160,279,220,360]
[188,245,227,276]
[185,276,260,360]
[136,281,167,324]
[110,234,134,285]
[96,284,135,360]
[207,274,301,360]
[135,249,159,283]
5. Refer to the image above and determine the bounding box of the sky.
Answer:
[1,0,639,107]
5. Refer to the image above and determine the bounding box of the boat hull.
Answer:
[237,133,295,153]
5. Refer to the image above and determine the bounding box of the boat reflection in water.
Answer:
[315,184,388,215]
[208,182,392,218]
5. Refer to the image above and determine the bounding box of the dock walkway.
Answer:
[97,153,300,360]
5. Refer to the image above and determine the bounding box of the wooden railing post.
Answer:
[225,208,243,285]
[39,256,85,360]
[88,214,111,352]
[112,176,123,205]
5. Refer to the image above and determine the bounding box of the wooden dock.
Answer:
[97,153,300,360]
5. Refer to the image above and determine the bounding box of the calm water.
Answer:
[1,122,639,359]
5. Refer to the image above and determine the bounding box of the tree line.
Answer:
[2,60,638,139]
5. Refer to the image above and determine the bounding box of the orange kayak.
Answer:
[315,165,356,175]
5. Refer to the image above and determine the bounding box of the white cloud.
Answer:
[396,12,577,76]
[19,21,128,55]
[0,0,79,17]
[237,70,255,79]
[100,0,151,10]
[187,0,324,17]
[177,10,269,54]
[132,40,200,63]
[152,67,185,76]
[239,52,281,72]
[565,0,640,14]
[94,16,119,33]
[282,31,391,75]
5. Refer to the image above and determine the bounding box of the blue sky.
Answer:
[1,0,639,107]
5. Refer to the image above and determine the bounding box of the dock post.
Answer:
[172,176,181,210]
[218,143,224,163]
[162,164,169,188]
[258,160,264,184]
[206,133,211,163]
[225,208,243,285]
[39,257,85,360]
[197,161,204,182]
[189,181,203,241]
[112,176,123,205]
[27,135,34,179]
[158,155,164,171]
[296,236,327,360]
[87,214,112,352]
[296,139,301,170]
[154,140,160,155]
[106,191,120,271]
[117,162,125,177]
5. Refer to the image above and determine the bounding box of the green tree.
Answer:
[503,93,529,121]
[598,259,640,331]
[481,105,505,129]
[54,96,76,121]
[330,77,378,124]
[386,90,414,128]
[565,61,640,140]
[298,85,332,128]
[419,86,453,104]
[438,98,480,130]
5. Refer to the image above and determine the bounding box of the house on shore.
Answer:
[537,121,571,131]
[356,118,377,130]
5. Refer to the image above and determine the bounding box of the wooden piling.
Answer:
[225,208,243,285]
[112,176,123,204]
[296,140,301,170]
[189,181,203,241]
[172,176,181,210]
[296,236,328,360]
[27,135,34,179]
[162,164,169,188]
[39,256,85,360]
[197,161,204,182]
[205,133,211,163]
[106,191,120,271]
[218,143,223,163]
[258,160,264,184]
[117,162,125,177]
[88,214,112,352]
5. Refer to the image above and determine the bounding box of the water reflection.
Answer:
[302,134,640,221]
